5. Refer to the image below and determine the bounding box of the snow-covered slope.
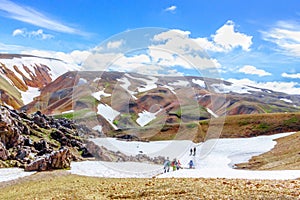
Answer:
[1,132,299,182]
[0,54,81,106]
[68,132,300,180]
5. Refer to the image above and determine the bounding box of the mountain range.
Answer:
[0,54,299,139]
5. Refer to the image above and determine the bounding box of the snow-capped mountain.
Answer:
[18,70,300,139]
[0,54,81,108]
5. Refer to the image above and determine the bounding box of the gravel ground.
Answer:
[0,171,299,199]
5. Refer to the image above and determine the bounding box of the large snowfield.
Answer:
[1,132,300,183]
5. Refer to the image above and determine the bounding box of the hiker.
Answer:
[189,160,194,169]
[163,157,170,173]
[193,147,196,156]
[176,159,182,170]
[190,148,193,156]
[171,158,177,171]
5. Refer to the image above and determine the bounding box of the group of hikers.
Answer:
[163,158,181,173]
[163,146,197,173]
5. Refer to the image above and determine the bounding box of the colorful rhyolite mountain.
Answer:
[0,54,81,108]
[0,54,300,139]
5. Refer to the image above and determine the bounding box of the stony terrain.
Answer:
[0,105,94,171]
[0,105,165,171]
[0,171,299,199]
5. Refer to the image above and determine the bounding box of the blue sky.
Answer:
[1,0,300,93]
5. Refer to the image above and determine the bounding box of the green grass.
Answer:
[283,116,299,126]
[186,122,197,129]
[53,108,92,120]
[255,122,270,131]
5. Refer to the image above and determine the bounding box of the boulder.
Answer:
[25,147,71,171]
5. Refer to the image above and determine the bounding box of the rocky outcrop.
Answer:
[25,147,71,171]
[0,105,92,170]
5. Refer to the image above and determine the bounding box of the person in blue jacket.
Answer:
[189,160,194,169]
[163,157,170,173]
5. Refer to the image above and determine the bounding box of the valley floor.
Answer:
[1,132,300,199]
[0,171,299,199]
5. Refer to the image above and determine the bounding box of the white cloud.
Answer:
[227,78,300,94]
[12,28,53,40]
[83,29,222,76]
[0,42,34,53]
[194,20,253,52]
[262,21,300,57]
[239,65,272,77]
[150,29,220,70]
[0,0,87,35]
[21,49,90,68]
[164,5,177,12]
[12,29,24,36]
[281,72,300,79]
[106,40,124,49]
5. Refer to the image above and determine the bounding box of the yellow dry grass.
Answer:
[0,171,299,200]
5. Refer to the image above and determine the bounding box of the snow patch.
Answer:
[136,109,162,127]
[162,85,176,94]
[70,161,161,178]
[62,110,74,114]
[212,83,262,94]
[93,77,101,82]
[96,104,120,130]
[91,89,111,101]
[0,168,35,182]
[125,74,158,92]
[169,80,189,87]
[280,98,293,103]
[77,78,87,86]
[117,77,137,100]
[92,125,103,133]
[20,87,40,105]
[207,108,219,118]
[192,79,206,88]
[91,138,192,158]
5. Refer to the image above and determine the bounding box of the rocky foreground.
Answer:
[0,105,165,171]
[0,105,94,171]
[0,171,299,199]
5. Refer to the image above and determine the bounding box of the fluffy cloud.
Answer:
[13,28,53,40]
[21,49,90,68]
[107,40,124,49]
[150,29,221,70]
[262,21,300,57]
[281,72,300,79]
[84,28,222,76]
[164,5,177,12]
[239,65,271,77]
[194,20,253,52]
[227,78,300,94]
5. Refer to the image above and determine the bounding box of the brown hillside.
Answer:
[194,113,300,142]
[236,131,300,170]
